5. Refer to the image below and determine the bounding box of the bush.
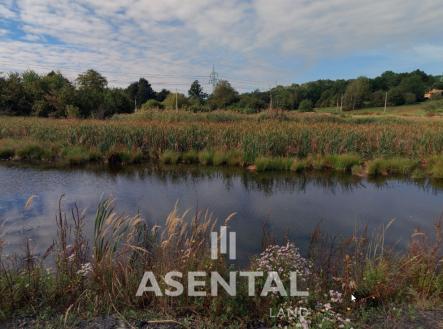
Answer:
[298,99,313,112]
[142,99,164,110]
[66,105,80,119]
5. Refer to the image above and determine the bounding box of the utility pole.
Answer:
[384,91,388,113]
[269,88,273,110]
[134,97,137,112]
[175,89,178,111]
[340,95,343,112]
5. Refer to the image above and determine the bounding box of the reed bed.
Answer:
[0,198,442,328]
[3,114,443,180]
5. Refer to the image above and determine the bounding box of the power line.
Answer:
[208,65,219,91]
[0,60,273,92]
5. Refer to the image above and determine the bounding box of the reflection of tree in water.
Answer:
[9,162,443,195]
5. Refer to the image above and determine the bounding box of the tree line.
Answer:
[0,68,442,118]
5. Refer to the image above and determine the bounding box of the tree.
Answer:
[235,90,267,111]
[136,78,155,107]
[102,88,132,117]
[208,80,239,109]
[343,77,371,110]
[298,99,313,112]
[271,86,297,110]
[399,75,426,101]
[76,69,107,91]
[126,78,155,109]
[0,73,32,115]
[156,89,170,102]
[188,80,207,104]
[75,70,108,118]
[388,87,405,106]
[162,92,189,109]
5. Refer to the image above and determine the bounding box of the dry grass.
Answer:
[0,199,442,327]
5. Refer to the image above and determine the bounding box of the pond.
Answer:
[1,163,442,263]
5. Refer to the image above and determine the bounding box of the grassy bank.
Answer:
[0,198,442,328]
[2,112,443,177]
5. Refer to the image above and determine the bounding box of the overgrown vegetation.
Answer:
[3,114,443,178]
[0,199,441,328]
[1,69,442,118]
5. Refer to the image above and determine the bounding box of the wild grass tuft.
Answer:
[160,150,181,165]
[290,159,309,172]
[198,150,214,166]
[255,156,292,172]
[212,151,228,166]
[368,158,418,176]
[181,150,199,164]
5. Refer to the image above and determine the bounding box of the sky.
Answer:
[0,0,443,93]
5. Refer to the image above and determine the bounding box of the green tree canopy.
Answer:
[208,80,239,109]
[188,80,207,104]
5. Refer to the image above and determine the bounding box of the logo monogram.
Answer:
[211,226,236,260]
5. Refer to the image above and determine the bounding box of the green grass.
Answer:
[212,150,227,166]
[255,156,292,171]
[181,150,199,164]
[367,158,419,176]
[62,146,92,165]
[198,150,214,166]
[328,154,361,171]
[16,143,50,161]
[317,101,439,117]
[159,150,181,164]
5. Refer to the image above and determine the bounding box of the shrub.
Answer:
[299,99,314,112]
[142,99,164,110]
[66,105,81,119]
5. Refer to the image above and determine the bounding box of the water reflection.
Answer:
[0,163,442,263]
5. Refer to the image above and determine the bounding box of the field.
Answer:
[1,101,443,178]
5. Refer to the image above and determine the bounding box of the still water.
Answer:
[1,163,442,262]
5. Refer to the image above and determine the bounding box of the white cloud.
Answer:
[0,0,442,91]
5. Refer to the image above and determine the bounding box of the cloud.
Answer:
[0,0,442,91]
